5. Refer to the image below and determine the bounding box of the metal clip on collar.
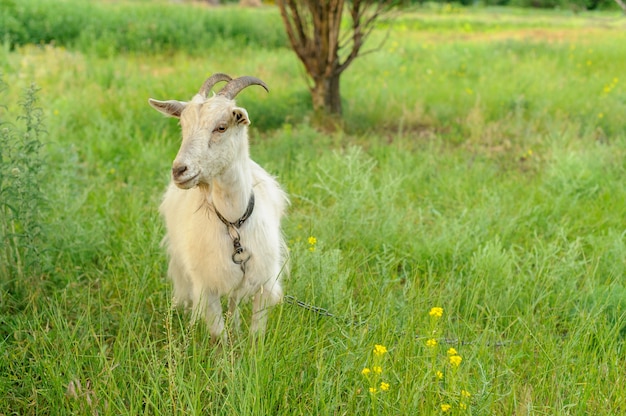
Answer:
[215,193,255,274]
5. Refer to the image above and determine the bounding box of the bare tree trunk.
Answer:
[615,0,626,13]
[311,70,342,115]
[277,0,390,118]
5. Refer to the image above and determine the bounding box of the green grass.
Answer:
[0,0,287,55]
[1,1,626,414]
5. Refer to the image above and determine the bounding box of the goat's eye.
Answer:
[214,124,228,133]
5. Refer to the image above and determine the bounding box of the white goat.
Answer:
[148,73,288,341]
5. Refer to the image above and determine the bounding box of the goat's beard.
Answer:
[197,182,212,194]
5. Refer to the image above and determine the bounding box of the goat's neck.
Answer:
[211,156,253,223]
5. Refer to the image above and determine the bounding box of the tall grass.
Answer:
[0,2,625,414]
[0,0,287,55]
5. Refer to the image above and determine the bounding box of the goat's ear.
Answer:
[148,99,186,119]
[232,107,250,126]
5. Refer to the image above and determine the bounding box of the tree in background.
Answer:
[276,0,392,120]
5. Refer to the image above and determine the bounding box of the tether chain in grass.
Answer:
[283,295,369,328]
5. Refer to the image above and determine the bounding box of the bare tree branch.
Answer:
[337,1,390,75]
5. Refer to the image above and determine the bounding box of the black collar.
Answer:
[214,192,255,229]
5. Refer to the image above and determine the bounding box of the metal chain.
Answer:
[283,295,369,328]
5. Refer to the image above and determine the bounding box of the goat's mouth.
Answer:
[174,173,200,189]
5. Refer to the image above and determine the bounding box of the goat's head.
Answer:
[149,74,269,189]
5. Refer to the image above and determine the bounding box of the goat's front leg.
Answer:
[197,292,226,344]
[227,296,241,334]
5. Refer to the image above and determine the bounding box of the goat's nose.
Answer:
[172,163,187,179]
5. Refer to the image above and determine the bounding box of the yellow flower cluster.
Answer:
[307,236,317,252]
[447,348,462,367]
[373,344,388,356]
[362,344,390,398]
[449,355,462,367]
[424,307,471,413]
[368,382,390,394]
[429,307,444,318]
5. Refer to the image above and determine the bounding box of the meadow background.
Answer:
[1,0,626,414]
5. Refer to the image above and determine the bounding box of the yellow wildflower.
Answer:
[369,387,377,394]
[373,344,388,356]
[307,236,317,245]
[426,338,438,348]
[380,382,390,391]
[435,370,444,380]
[373,366,382,374]
[361,368,371,376]
[447,347,458,356]
[449,355,462,367]
[460,402,467,410]
[429,307,443,318]
[461,390,471,398]
[441,403,452,412]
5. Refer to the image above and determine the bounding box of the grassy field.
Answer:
[1,1,626,414]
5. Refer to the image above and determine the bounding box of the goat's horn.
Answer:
[217,76,269,100]
[198,73,233,97]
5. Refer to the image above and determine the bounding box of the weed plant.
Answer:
[0,78,49,308]
[0,2,625,415]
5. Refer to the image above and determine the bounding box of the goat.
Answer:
[148,73,288,341]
